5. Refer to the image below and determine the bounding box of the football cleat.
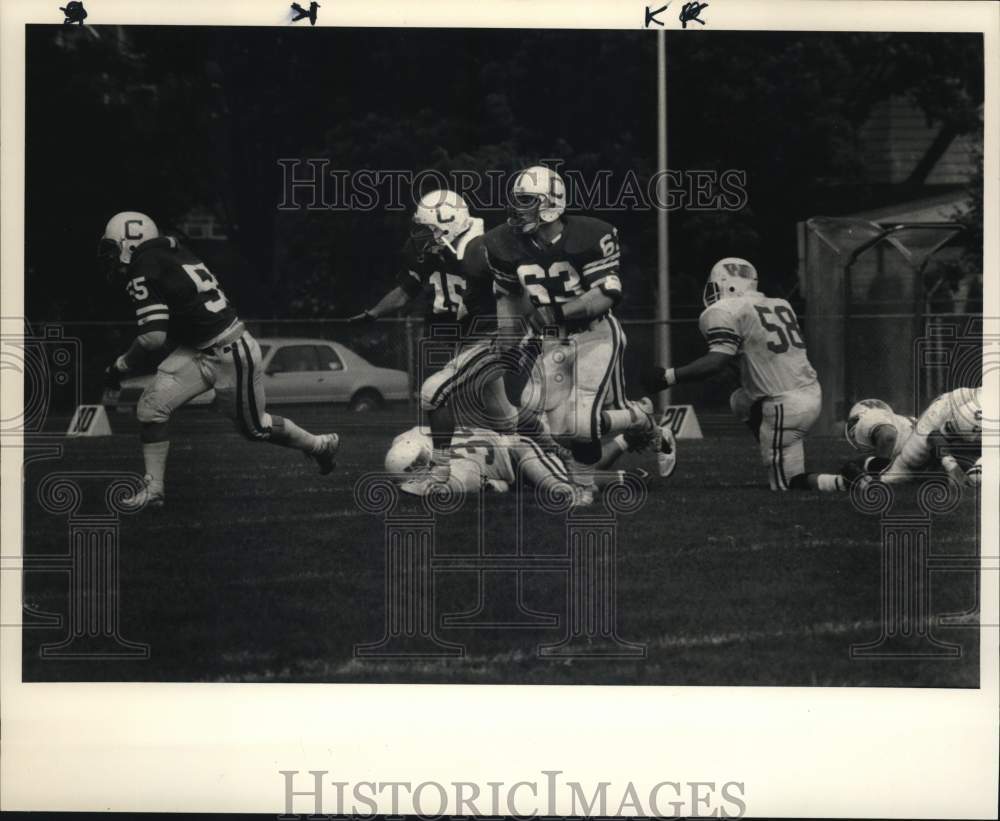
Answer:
[310,433,340,475]
[400,462,452,497]
[657,425,678,478]
[120,474,165,512]
[568,483,595,508]
[623,397,658,452]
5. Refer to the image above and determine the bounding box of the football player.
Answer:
[350,190,517,492]
[385,417,676,497]
[484,165,655,507]
[643,257,826,491]
[100,212,339,510]
[881,386,982,486]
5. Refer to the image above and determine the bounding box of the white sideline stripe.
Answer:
[649,618,883,650]
[329,618,902,677]
[143,509,366,530]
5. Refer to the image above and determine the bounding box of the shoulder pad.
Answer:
[563,215,616,252]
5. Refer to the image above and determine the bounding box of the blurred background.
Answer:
[25,26,984,418]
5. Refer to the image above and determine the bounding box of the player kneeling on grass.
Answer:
[643,257,831,491]
[385,416,676,497]
[99,211,339,511]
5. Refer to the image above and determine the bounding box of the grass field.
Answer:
[22,405,980,686]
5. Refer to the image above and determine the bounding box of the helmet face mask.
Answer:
[100,211,159,277]
[845,398,893,449]
[506,192,546,234]
[409,220,441,260]
[507,166,566,235]
[384,434,432,478]
[411,190,471,259]
[97,237,125,282]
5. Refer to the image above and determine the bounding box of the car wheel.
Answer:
[349,389,383,412]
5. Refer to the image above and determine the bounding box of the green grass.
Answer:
[22,406,980,685]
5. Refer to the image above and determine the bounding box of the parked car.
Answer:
[117,337,410,411]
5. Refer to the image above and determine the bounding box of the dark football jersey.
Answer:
[395,218,486,323]
[483,215,622,308]
[125,236,239,348]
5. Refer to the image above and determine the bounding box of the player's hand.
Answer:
[348,310,376,325]
[944,461,969,487]
[533,302,564,329]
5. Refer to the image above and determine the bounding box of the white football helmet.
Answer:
[411,190,472,257]
[507,165,566,234]
[384,431,432,478]
[845,398,893,449]
[100,211,159,264]
[703,257,758,307]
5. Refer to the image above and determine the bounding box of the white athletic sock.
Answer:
[142,441,169,492]
[430,448,452,479]
[568,458,596,491]
[601,406,645,435]
[816,473,847,492]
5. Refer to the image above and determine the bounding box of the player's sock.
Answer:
[142,441,169,493]
[430,448,452,479]
[815,473,847,492]
[601,401,651,436]
[568,457,597,492]
[270,415,322,454]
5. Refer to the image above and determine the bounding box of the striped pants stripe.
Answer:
[755,383,822,490]
[419,339,502,411]
[135,333,273,440]
[523,314,628,444]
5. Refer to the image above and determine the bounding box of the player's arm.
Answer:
[350,249,424,323]
[105,267,169,395]
[869,424,898,461]
[643,311,738,392]
[539,226,622,326]
[350,284,412,323]
[457,237,493,324]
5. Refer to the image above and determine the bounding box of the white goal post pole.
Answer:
[654,29,672,407]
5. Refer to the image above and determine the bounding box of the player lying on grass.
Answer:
[801,398,917,491]
[348,190,518,495]
[878,386,982,487]
[643,257,832,491]
[384,414,676,496]
[814,391,982,490]
[100,211,339,511]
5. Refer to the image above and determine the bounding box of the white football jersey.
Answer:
[449,427,515,483]
[699,292,818,401]
[393,426,515,483]
[918,386,982,437]
[852,409,915,457]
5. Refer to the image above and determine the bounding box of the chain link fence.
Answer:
[28,316,729,414]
